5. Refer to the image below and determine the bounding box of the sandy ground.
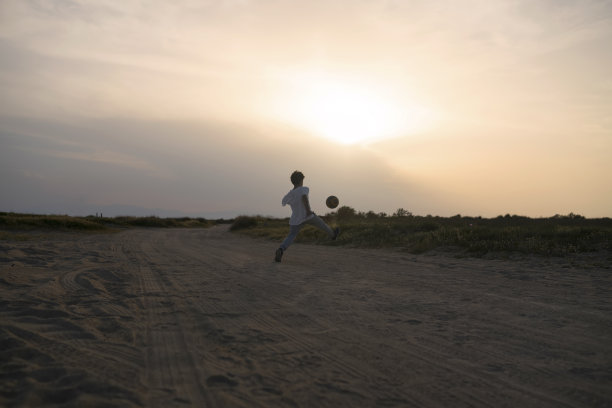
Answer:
[1,225,611,407]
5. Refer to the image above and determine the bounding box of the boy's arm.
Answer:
[302,194,314,216]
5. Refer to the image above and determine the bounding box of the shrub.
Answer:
[336,206,357,221]
[229,212,612,257]
[0,213,213,230]
[230,216,259,231]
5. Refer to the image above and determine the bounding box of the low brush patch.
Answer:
[0,212,213,235]
[0,213,107,231]
[230,209,612,257]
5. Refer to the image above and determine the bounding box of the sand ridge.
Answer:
[1,225,611,407]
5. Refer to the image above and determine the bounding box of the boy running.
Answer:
[275,171,339,262]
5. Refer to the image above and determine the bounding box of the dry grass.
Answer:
[230,210,612,257]
[0,213,214,237]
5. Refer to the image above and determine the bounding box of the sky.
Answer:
[1,0,611,218]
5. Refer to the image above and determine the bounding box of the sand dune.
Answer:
[1,226,611,407]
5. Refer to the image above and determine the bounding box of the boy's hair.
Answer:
[290,171,304,186]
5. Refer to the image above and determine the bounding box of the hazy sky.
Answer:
[1,0,611,218]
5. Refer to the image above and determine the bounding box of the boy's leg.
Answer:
[276,224,304,262]
[306,215,336,238]
[280,224,303,251]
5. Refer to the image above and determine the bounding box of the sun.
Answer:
[272,72,431,145]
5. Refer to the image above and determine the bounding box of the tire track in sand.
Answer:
[119,231,216,407]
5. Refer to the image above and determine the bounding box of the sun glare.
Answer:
[274,72,432,145]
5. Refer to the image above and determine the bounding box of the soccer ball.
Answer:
[326,195,339,209]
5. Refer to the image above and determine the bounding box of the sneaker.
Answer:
[332,227,340,240]
[275,248,284,262]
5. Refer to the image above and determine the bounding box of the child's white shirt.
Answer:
[282,186,315,225]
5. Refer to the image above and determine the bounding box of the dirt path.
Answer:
[1,226,611,407]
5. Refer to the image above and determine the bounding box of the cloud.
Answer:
[1,1,610,217]
[36,148,157,172]
[1,116,434,217]
[2,0,611,124]
[1,116,161,173]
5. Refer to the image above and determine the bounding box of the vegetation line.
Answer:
[230,207,612,258]
[2,209,610,258]
[0,212,214,232]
